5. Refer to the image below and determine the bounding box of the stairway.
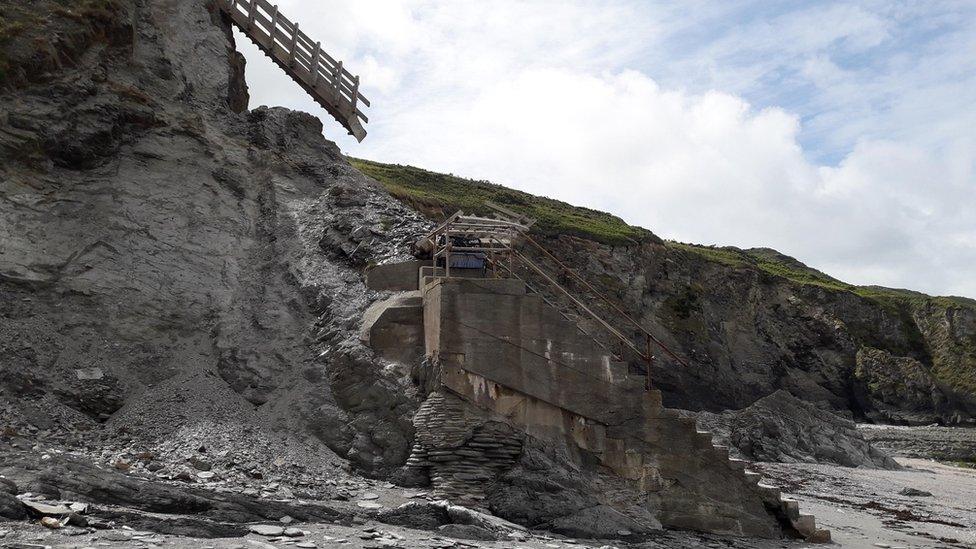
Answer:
[362,262,829,541]
[603,406,830,542]
[216,0,370,141]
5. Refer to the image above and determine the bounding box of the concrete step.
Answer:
[792,513,816,535]
[780,498,800,521]
[755,482,781,504]
[727,458,748,471]
[693,430,714,449]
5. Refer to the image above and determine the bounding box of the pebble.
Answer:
[284,527,304,537]
[39,517,63,529]
[360,492,379,500]
[249,524,286,536]
[357,501,383,509]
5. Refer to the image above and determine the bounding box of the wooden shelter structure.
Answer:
[417,205,532,278]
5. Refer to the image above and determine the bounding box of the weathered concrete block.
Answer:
[366,260,431,291]
[361,292,424,364]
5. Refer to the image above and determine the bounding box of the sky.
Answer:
[232,1,976,298]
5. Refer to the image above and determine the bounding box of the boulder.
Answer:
[0,492,26,520]
[696,390,900,469]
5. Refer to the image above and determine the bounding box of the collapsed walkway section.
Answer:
[361,214,830,541]
[217,0,370,141]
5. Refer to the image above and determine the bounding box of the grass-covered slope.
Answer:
[670,243,975,310]
[349,157,656,245]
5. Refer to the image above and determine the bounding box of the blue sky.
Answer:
[234,1,976,298]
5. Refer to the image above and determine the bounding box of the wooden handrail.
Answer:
[523,234,691,368]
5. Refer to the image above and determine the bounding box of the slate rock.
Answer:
[377,501,451,530]
[0,478,18,495]
[437,523,498,541]
[695,390,901,469]
[248,524,285,536]
[898,487,933,497]
[0,492,27,520]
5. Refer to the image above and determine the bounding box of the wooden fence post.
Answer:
[288,23,299,66]
[334,60,343,92]
[310,42,321,85]
[350,75,360,110]
[247,0,256,29]
[269,5,279,43]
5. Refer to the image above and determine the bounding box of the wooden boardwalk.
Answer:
[217,0,370,141]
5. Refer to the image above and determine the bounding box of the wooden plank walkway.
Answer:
[217,0,370,141]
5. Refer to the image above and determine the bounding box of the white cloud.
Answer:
[234,1,976,298]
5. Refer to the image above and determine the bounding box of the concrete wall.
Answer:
[423,278,641,425]
[418,275,783,538]
[365,260,431,292]
[360,292,424,365]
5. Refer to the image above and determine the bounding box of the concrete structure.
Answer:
[362,262,830,541]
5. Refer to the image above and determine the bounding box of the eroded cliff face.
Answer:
[521,236,976,425]
[0,0,428,476]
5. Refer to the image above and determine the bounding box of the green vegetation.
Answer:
[671,243,976,395]
[952,459,976,470]
[670,241,975,311]
[348,157,655,245]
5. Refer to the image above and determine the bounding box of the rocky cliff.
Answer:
[0,0,430,479]
[353,160,976,427]
[0,0,970,495]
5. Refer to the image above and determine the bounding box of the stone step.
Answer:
[693,430,714,449]
[711,445,729,461]
[780,498,800,521]
[791,513,816,535]
[727,458,748,471]
[807,529,832,543]
[791,510,832,543]
[755,482,781,504]
[743,470,762,484]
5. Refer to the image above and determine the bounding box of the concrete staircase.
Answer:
[629,414,827,541]
[523,295,829,540]
[362,262,829,542]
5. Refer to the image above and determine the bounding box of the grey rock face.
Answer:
[0,492,26,520]
[521,236,976,425]
[695,390,899,469]
[0,0,427,477]
[854,347,951,425]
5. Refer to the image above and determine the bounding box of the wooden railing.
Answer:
[217,0,371,141]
